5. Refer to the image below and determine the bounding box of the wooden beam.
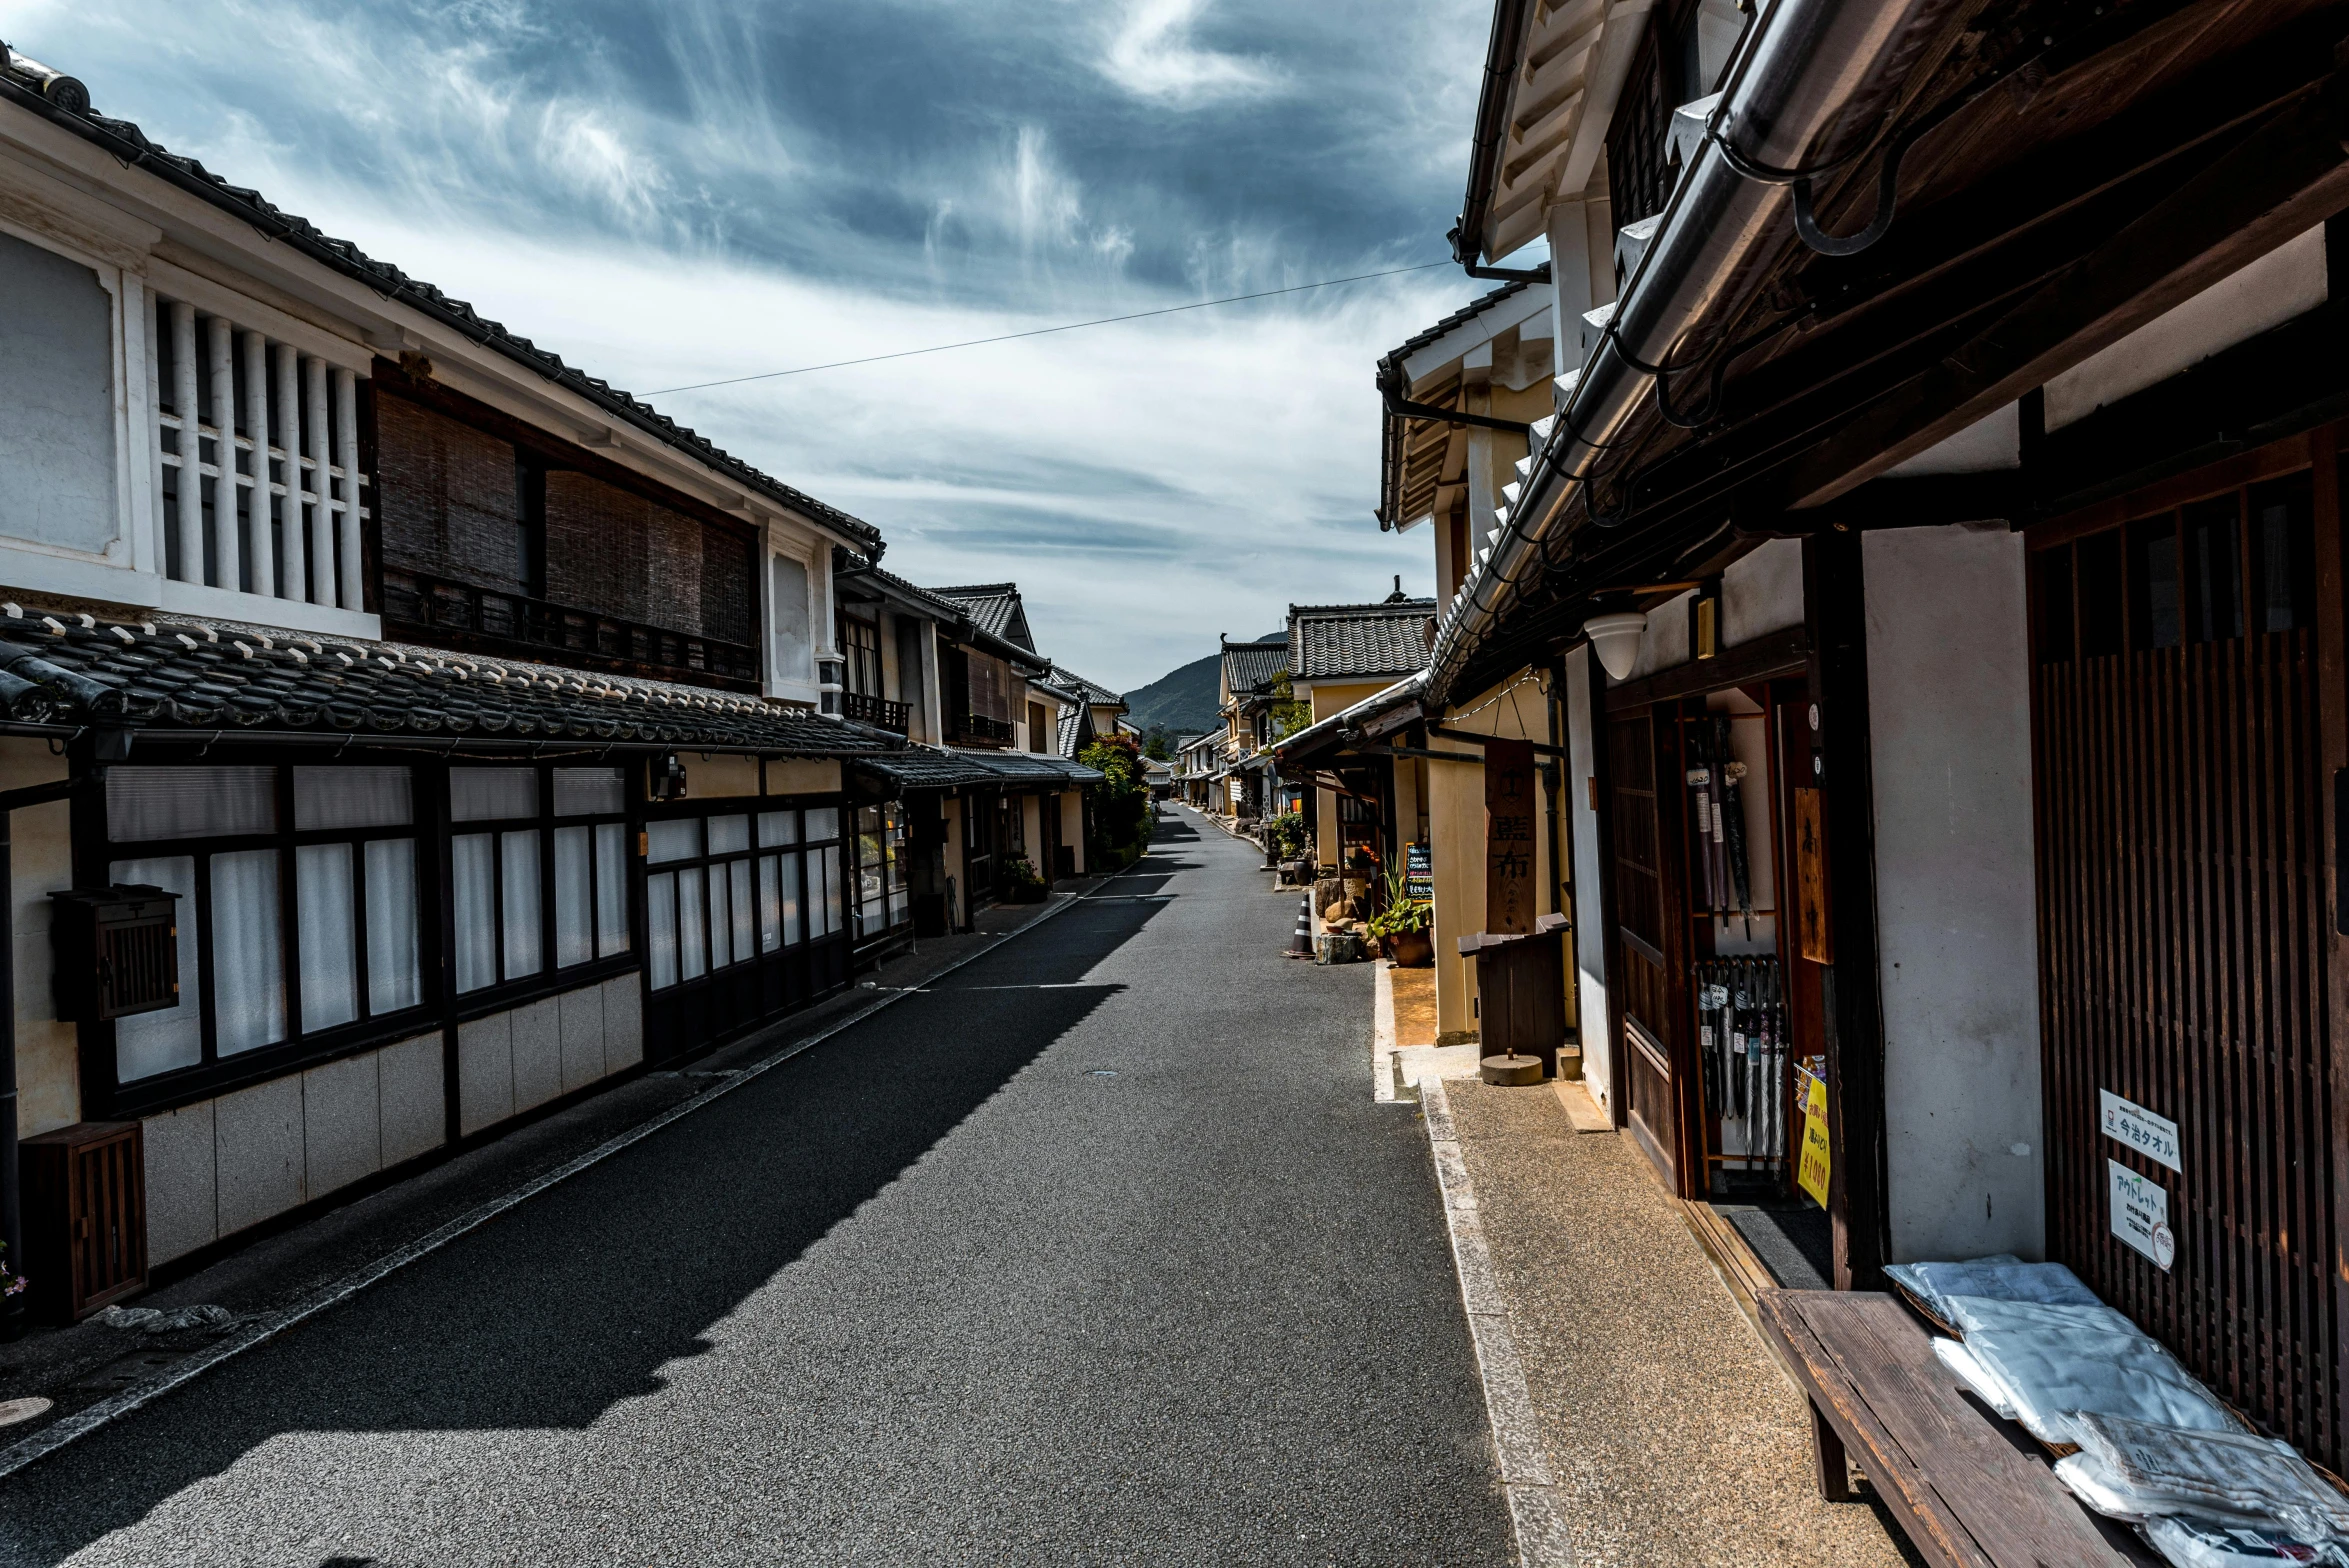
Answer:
[1600,625,1811,714]
[1782,72,2349,508]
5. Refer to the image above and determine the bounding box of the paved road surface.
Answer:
[1,810,1510,1566]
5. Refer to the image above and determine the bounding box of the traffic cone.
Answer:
[1286,895,1314,959]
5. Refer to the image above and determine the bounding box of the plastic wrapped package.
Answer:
[1947,1296,2246,1449]
[1882,1255,2100,1327]
[2139,1515,2340,1566]
[1932,1336,2020,1420]
[2069,1414,2349,1543]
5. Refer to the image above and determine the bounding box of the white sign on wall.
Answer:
[2100,1089,2181,1173]
[2109,1159,2176,1272]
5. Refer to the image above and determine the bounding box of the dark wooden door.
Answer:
[1609,708,1695,1191]
[2031,442,2346,1467]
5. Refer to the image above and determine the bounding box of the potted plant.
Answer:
[1004,856,1049,903]
[1368,870,1434,967]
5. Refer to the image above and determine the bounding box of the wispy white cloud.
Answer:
[11,0,1491,690]
[1100,0,1284,107]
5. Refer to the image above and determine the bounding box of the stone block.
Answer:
[378,1032,446,1166]
[510,996,564,1113]
[559,982,605,1094]
[140,1099,217,1265]
[603,974,644,1072]
[302,1050,381,1200]
[214,1074,305,1237]
[457,1010,513,1136]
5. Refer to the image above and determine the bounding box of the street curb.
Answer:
[1421,1076,1577,1567]
[0,856,1148,1482]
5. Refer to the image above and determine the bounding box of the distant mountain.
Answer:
[1123,653,1222,737]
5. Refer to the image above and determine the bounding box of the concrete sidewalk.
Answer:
[1430,1073,1923,1566]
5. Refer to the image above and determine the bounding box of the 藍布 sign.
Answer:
[2100,1089,2181,1173]
[1484,737,1537,935]
[2109,1159,2176,1272]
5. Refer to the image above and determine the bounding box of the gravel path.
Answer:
[0,811,1511,1568]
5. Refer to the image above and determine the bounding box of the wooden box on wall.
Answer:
[20,1121,147,1324]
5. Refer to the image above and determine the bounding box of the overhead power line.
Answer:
[644,260,1455,395]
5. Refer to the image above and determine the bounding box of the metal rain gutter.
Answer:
[1424,0,1963,705]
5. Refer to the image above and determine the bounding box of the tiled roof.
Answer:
[957,748,1103,784]
[929,584,1033,649]
[0,67,882,554]
[0,605,902,755]
[1378,265,1551,368]
[1288,602,1439,681]
[1056,705,1084,758]
[1049,664,1123,708]
[1220,639,1287,698]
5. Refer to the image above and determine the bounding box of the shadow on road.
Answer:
[0,896,1175,1566]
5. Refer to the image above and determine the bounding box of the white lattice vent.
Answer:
[147,296,369,611]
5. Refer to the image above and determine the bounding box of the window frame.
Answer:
[83,760,440,1117]
[445,761,636,1015]
[640,793,847,996]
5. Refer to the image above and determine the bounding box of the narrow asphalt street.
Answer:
[0,809,1512,1567]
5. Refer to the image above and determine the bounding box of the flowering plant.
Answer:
[1006,855,1047,889]
[0,1240,24,1300]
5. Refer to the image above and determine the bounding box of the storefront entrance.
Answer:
[2029,432,2345,1465]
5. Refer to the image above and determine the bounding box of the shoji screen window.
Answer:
[646,803,845,992]
[450,766,630,999]
[102,764,426,1105]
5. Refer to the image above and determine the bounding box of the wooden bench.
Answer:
[1755,1288,2159,1566]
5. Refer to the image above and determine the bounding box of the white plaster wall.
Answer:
[1722,538,1805,646]
[1564,645,1612,1114]
[2,740,75,1137]
[1624,589,1695,680]
[1863,524,2045,1262]
[1886,403,2021,477]
[2046,225,2327,430]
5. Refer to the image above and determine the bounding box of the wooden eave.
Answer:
[1452,0,2349,697]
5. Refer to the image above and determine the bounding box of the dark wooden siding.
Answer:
[543,471,751,642]
[2034,467,2340,1466]
[375,394,520,594]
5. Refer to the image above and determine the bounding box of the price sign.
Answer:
[2109,1160,2176,1271]
[1797,1070,1832,1207]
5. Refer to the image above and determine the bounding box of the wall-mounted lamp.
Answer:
[1584,611,1648,682]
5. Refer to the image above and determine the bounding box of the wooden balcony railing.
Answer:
[381,567,759,689]
[949,712,1016,748]
[841,689,911,733]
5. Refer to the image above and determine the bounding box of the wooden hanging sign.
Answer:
[1794,785,1832,963]
[1485,736,1537,935]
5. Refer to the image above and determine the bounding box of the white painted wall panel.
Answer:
[559,982,607,1094]
[1722,538,1805,645]
[141,1099,217,1265]
[377,1032,446,1167]
[0,230,118,557]
[1564,645,1612,1114]
[457,1010,514,1136]
[213,1074,305,1237]
[1863,524,2045,1262]
[510,996,564,1114]
[1885,402,2020,476]
[2046,226,2327,430]
[603,975,644,1073]
[301,1050,381,1200]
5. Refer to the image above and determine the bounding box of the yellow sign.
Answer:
[1797,1071,1832,1207]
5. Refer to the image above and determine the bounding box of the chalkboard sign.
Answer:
[1405,842,1433,903]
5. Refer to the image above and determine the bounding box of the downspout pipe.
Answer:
[1425,0,1963,705]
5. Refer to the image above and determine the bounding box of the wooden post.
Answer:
[1804,530,1889,1291]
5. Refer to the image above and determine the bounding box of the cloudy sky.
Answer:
[14,0,1510,691]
